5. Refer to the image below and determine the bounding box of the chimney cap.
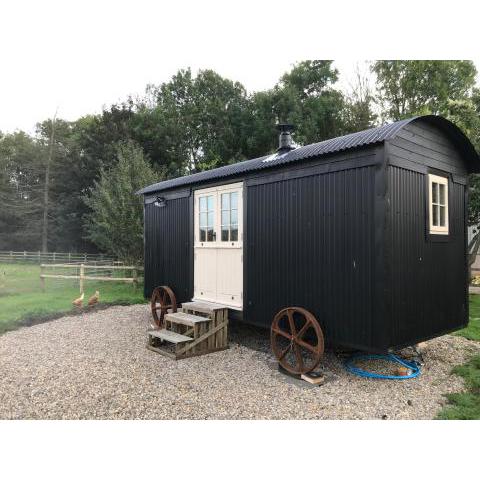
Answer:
[276,123,295,133]
[276,123,296,151]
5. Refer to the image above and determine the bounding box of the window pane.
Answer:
[231,209,238,225]
[199,212,207,227]
[432,182,438,204]
[221,210,230,227]
[432,205,439,226]
[440,206,446,226]
[207,196,214,211]
[207,211,214,228]
[231,225,238,241]
[199,197,207,212]
[207,227,215,242]
[439,184,446,206]
[221,193,230,210]
[221,226,229,241]
[231,192,238,209]
[199,228,206,242]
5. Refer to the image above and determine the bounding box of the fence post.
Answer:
[133,268,138,290]
[40,265,45,292]
[68,252,71,262]
[79,264,85,294]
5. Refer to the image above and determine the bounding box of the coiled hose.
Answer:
[345,353,421,380]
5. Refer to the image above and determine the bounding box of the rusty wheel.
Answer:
[150,286,177,329]
[271,307,324,375]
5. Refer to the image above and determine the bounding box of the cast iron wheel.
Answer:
[150,286,177,329]
[271,307,324,375]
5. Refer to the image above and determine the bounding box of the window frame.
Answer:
[194,182,243,249]
[428,173,449,236]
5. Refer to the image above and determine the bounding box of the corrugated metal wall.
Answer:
[388,166,467,347]
[144,196,192,301]
[245,166,377,350]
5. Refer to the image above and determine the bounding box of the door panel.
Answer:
[193,182,243,309]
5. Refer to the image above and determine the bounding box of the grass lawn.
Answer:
[0,262,146,334]
[437,295,480,419]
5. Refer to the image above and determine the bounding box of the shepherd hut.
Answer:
[138,115,479,371]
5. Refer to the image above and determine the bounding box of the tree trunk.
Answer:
[42,112,57,253]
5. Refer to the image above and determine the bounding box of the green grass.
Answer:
[455,294,480,341]
[437,295,480,419]
[0,262,146,334]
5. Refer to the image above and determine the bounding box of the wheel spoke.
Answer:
[296,319,311,340]
[272,327,292,340]
[296,338,318,353]
[278,344,291,360]
[293,343,304,371]
[287,310,296,336]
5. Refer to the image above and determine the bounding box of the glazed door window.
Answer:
[221,192,239,242]
[199,195,215,242]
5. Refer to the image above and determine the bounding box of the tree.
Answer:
[83,141,160,263]
[0,131,46,250]
[342,67,377,132]
[372,60,477,120]
[147,69,252,174]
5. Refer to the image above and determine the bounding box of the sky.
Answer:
[1,0,479,134]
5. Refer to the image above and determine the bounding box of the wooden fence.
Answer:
[40,263,143,293]
[0,250,118,265]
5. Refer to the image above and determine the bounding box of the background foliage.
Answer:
[1,60,479,262]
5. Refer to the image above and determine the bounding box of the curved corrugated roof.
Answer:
[139,115,479,195]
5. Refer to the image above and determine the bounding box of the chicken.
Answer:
[88,290,100,307]
[72,292,84,308]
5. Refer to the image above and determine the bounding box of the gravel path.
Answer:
[1,304,478,419]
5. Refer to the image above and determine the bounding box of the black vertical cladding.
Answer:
[385,118,469,348]
[245,165,377,350]
[387,166,467,347]
[144,196,192,301]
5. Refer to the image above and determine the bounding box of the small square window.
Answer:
[428,174,448,235]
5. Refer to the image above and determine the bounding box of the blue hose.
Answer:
[345,353,421,380]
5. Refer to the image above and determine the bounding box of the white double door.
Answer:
[193,182,243,309]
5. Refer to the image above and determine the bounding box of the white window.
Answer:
[199,195,215,242]
[221,192,239,242]
[428,174,449,235]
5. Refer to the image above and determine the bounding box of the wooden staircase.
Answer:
[146,301,229,359]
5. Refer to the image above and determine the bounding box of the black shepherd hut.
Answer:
[139,115,479,371]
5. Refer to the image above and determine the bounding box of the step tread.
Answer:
[182,301,229,314]
[165,311,211,326]
[147,329,193,343]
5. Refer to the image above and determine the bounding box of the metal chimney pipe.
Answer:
[277,123,295,151]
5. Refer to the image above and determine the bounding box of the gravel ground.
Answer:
[0,304,479,420]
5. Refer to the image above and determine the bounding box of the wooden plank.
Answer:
[40,274,140,282]
[40,264,142,270]
[181,301,229,314]
[183,346,229,359]
[165,312,211,327]
[176,321,228,356]
[146,344,177,359]
[223,309,228,348]
[147,329,193,344]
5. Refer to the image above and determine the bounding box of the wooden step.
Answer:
[165,311,211,327]
[182,301,229,315]
[147,329,193,344]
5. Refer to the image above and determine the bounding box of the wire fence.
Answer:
[0,250,119,265]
